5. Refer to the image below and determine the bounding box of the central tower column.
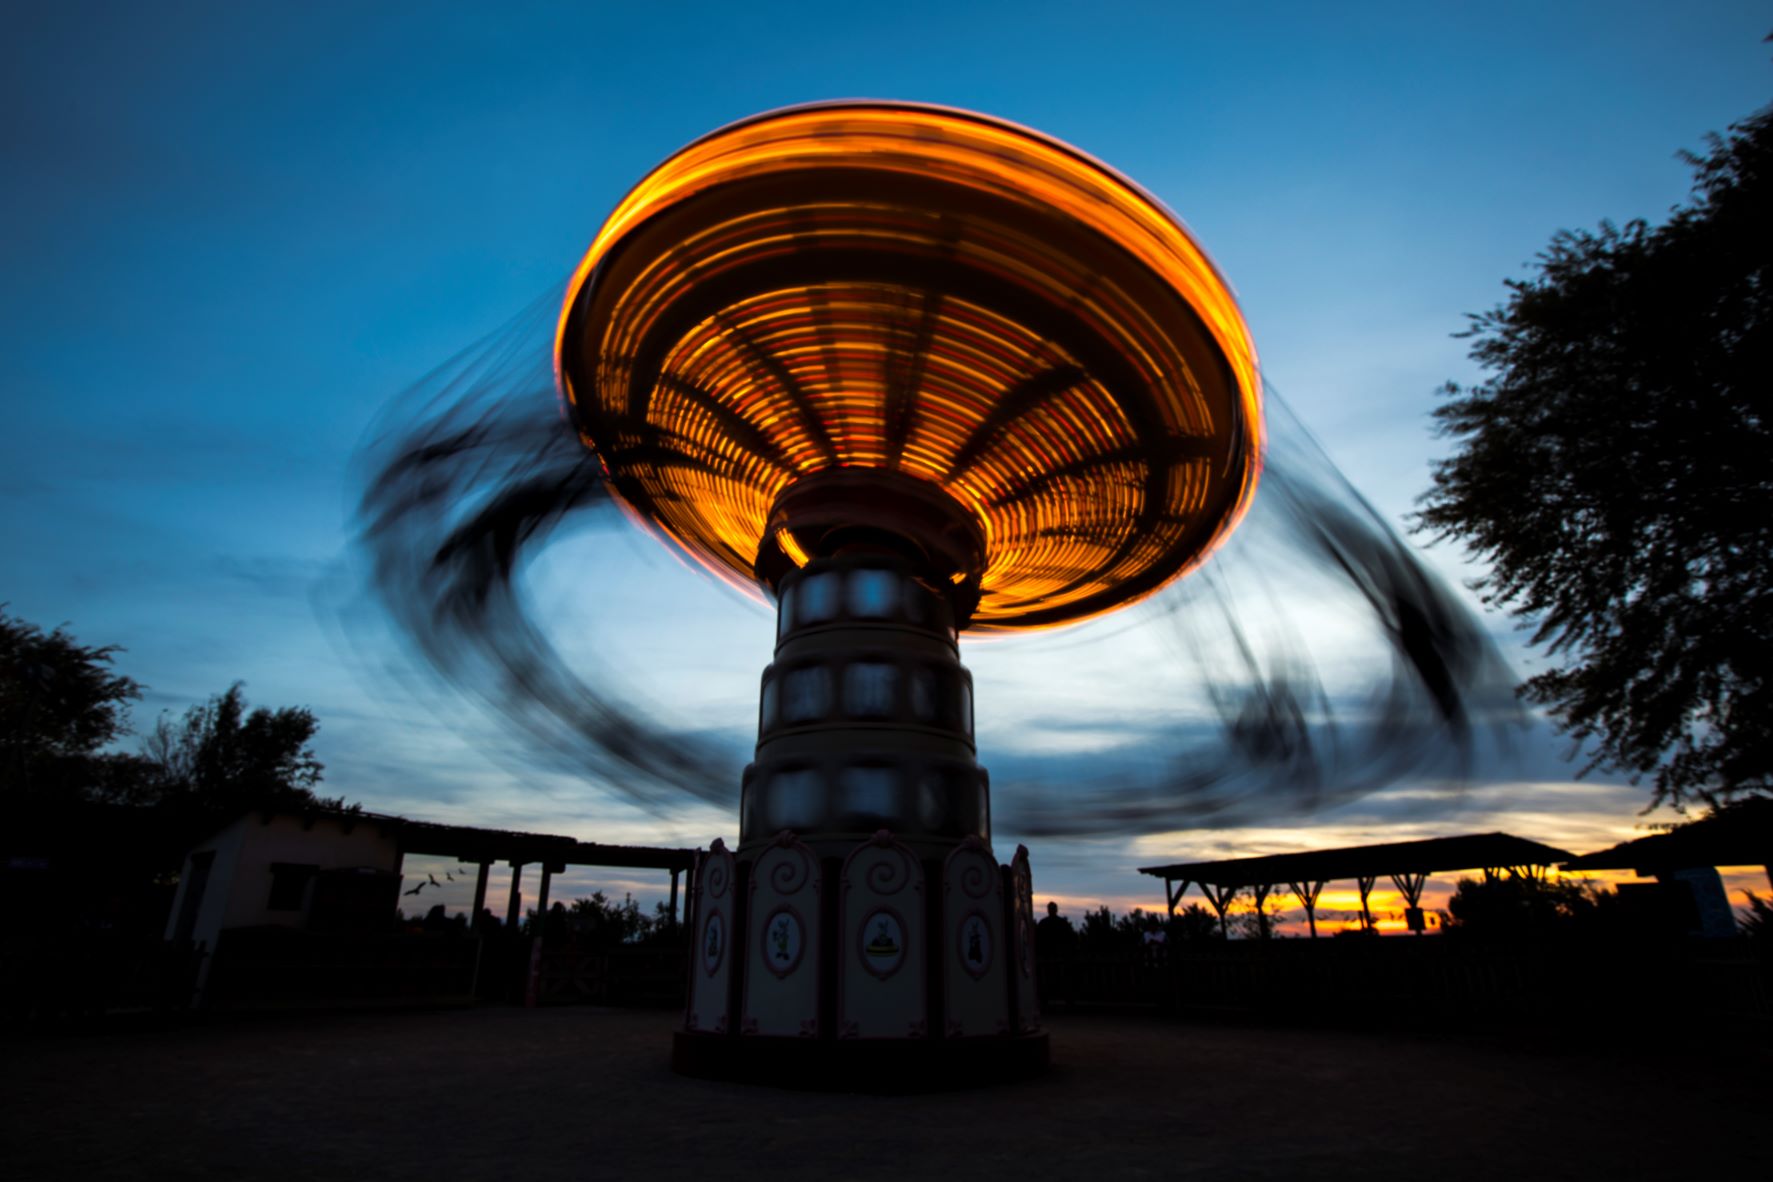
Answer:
[674,473,1046,1085]
[743,554,988,859]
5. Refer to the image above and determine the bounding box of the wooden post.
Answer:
[505,861,525,930]
[668,869,681,926]
[1291,880,1324,938]
[1166,878,1190,919]
[1203,883,1237,939]
[535,863,554,920]
[1391,872,1428,935]
[1251,884,1272,939]
[1390,872,1427,908]
[471,861,491,920]
[684,852,701,939]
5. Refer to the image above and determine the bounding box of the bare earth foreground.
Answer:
[5,1007,1766,1181]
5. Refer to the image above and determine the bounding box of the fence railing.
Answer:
[206,927,483,1010]
[1,936,205,1023]
[1039,938,1772,1030]
[9,929,1762,1029]
[533,945,688,1008]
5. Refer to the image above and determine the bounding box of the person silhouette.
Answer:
[1034,901,1075,1006]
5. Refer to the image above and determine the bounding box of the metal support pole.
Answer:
[668,869,681,926]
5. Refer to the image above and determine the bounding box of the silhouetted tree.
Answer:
[1076,905,1132,957]
[1231,891,1287,940]
[134,682,339,814]
[1418,100,1773,808]
[1738,892,1773,946]
[1,611,345,823]
[558,891,656,947]
[1441,875,1616,941]
[1168,903,1221,942]
[0,609,141,799]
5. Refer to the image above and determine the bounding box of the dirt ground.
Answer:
[4,1007,1766,1181]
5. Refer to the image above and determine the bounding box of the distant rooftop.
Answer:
[1138,832,1574,887]
[1561,798,1773,874]
[224,805,699,873]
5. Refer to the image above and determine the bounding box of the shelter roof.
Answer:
[1137,832,1573,888]
[227,806,698,873]
[1560,799,1772,873]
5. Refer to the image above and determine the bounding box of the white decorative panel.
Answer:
[742,834,821,1037]
[839,831,926,1039]
[685,839,735,1034]
[942,837,1008,1037]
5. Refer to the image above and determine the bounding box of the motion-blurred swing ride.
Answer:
[358,102,1515,1086]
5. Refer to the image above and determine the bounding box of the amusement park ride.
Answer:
[553,102,1263,1086]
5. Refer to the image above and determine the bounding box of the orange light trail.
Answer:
[556,101,1263,630]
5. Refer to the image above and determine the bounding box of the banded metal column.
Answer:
[742,553,987,860]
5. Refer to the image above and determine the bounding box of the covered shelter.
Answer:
[1560,798,1771,887]
[393,816,700,933]
[1559,801,1771,938]
[160,807,703,1009]
[1138,832,1574,937]
[167,806,700,955]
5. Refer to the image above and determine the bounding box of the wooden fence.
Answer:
[1039,937,1772,1031]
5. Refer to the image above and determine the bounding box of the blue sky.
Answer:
[4,2,1769,918]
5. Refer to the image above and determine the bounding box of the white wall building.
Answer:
[165,810,403,953]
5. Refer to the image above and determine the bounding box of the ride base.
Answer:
[673,552,1047,1091]
[674,832,1048,1092]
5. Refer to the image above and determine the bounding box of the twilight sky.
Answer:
[5,2,1768,925]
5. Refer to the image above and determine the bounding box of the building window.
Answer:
[795,572,839,626]
[839,765,899,821]
[847,569,899,618]
[843,661,897,717]
[776,584,796,641]
[267,863,318,911]
[910,666,937,722]
[767,767,824,831]
[173,851,216,942]
[781,665,833,724]
[760,675,780,731]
